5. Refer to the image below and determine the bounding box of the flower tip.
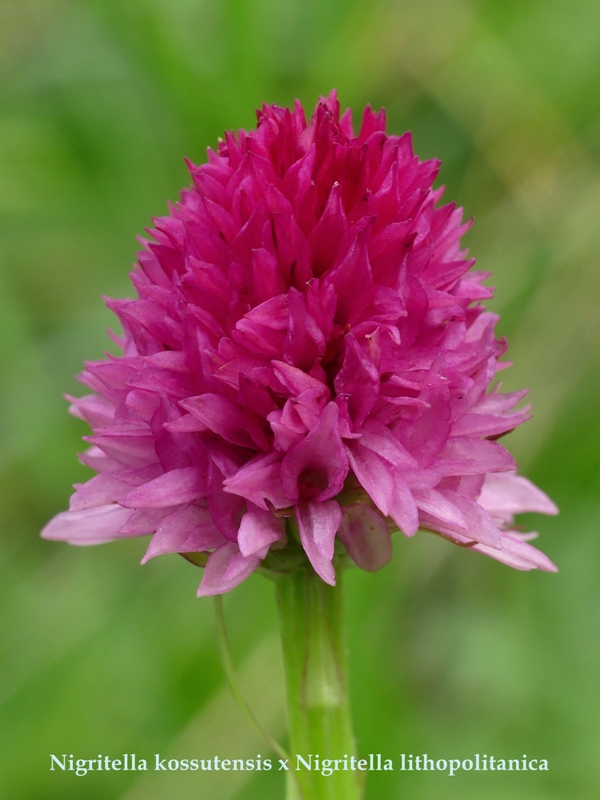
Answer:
[316,567,336,587]
[40,516,62,541]
[535,551,559,573]
[545,498,560,516]
[196,583,217,598]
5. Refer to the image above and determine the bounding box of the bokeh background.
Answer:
[1,0,599,798]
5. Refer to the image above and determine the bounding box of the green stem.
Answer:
[276,568,363,800]
[213,596,306,798]
[212,596,285,758]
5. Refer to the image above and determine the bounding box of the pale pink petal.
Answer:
[478,471,558,522]
[120,506,178,534]
[141,504,225,563]
[338,504,392,572]
[86,430,157,469]
[388,473,419,536]
[471,531,558,572]
[197,543,261,596]
[41,505,134,545]
[67,394,115,427]
[413,488,467,530]
[122,467,207,508]
[77,446,120,472]
[439,490,502,549]
[238,508,286,557]
[69,473,131,511]
[452,409,531,438]
[295,500,342,585]
[440,437,516,474]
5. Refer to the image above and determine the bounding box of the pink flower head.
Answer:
[42,92,558,594]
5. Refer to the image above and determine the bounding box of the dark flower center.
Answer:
[298,466,329,501]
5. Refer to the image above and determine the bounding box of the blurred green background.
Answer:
[1,0,599,798]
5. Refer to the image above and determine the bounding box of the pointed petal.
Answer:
[119,506,178,534]
[197,543,261,596]
[122,467,207,508]
[180,394,254,448]
[238,508,286,557]
[295,500,342,584]
[478,471,558,522]
[413,488,467,529]
[41,505,133,545]
[334,334,380,426]
[443,491,502,549]
[471,532,558,572]
[69,472,130,511]
[281,402,348,502]
[441,437,516,474]
[323,231,373,324]
[388,473,419,536]
[141,505,225,563]
[223,452,290,510]
[346,441,394,516]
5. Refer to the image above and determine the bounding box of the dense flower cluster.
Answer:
[43,92,557,594]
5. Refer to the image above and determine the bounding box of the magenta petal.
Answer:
[436,490,502,549]
[223,453,290,509]
[120,506,178,534]
[357,422,418,469]
[338,504,392,572]
[67,394,114,427]
[180,394,254,448]
[452,410,531,438]
[441,437,516,474]
[413,488,467,530]
[77,445,119,472]
[272,360,330,397]
[388,473,419,536]
[206,465,247,541]
[41,505,133,545]
[141,505,225,563]
[334,334,380,426]
[122,467,207,508]
[323,231,373,324]
[346,441,394,515]
[238,508,286,557]
[281,402,348,502]
[85,431,157,469]
[69,472,130,511]
[420,489,502,550]
[295,500,342,585]
[308,181,346,274]
[164,414,208,433]
[284,287,325,370]
[408,386,451,466]
[197,543,261,596]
